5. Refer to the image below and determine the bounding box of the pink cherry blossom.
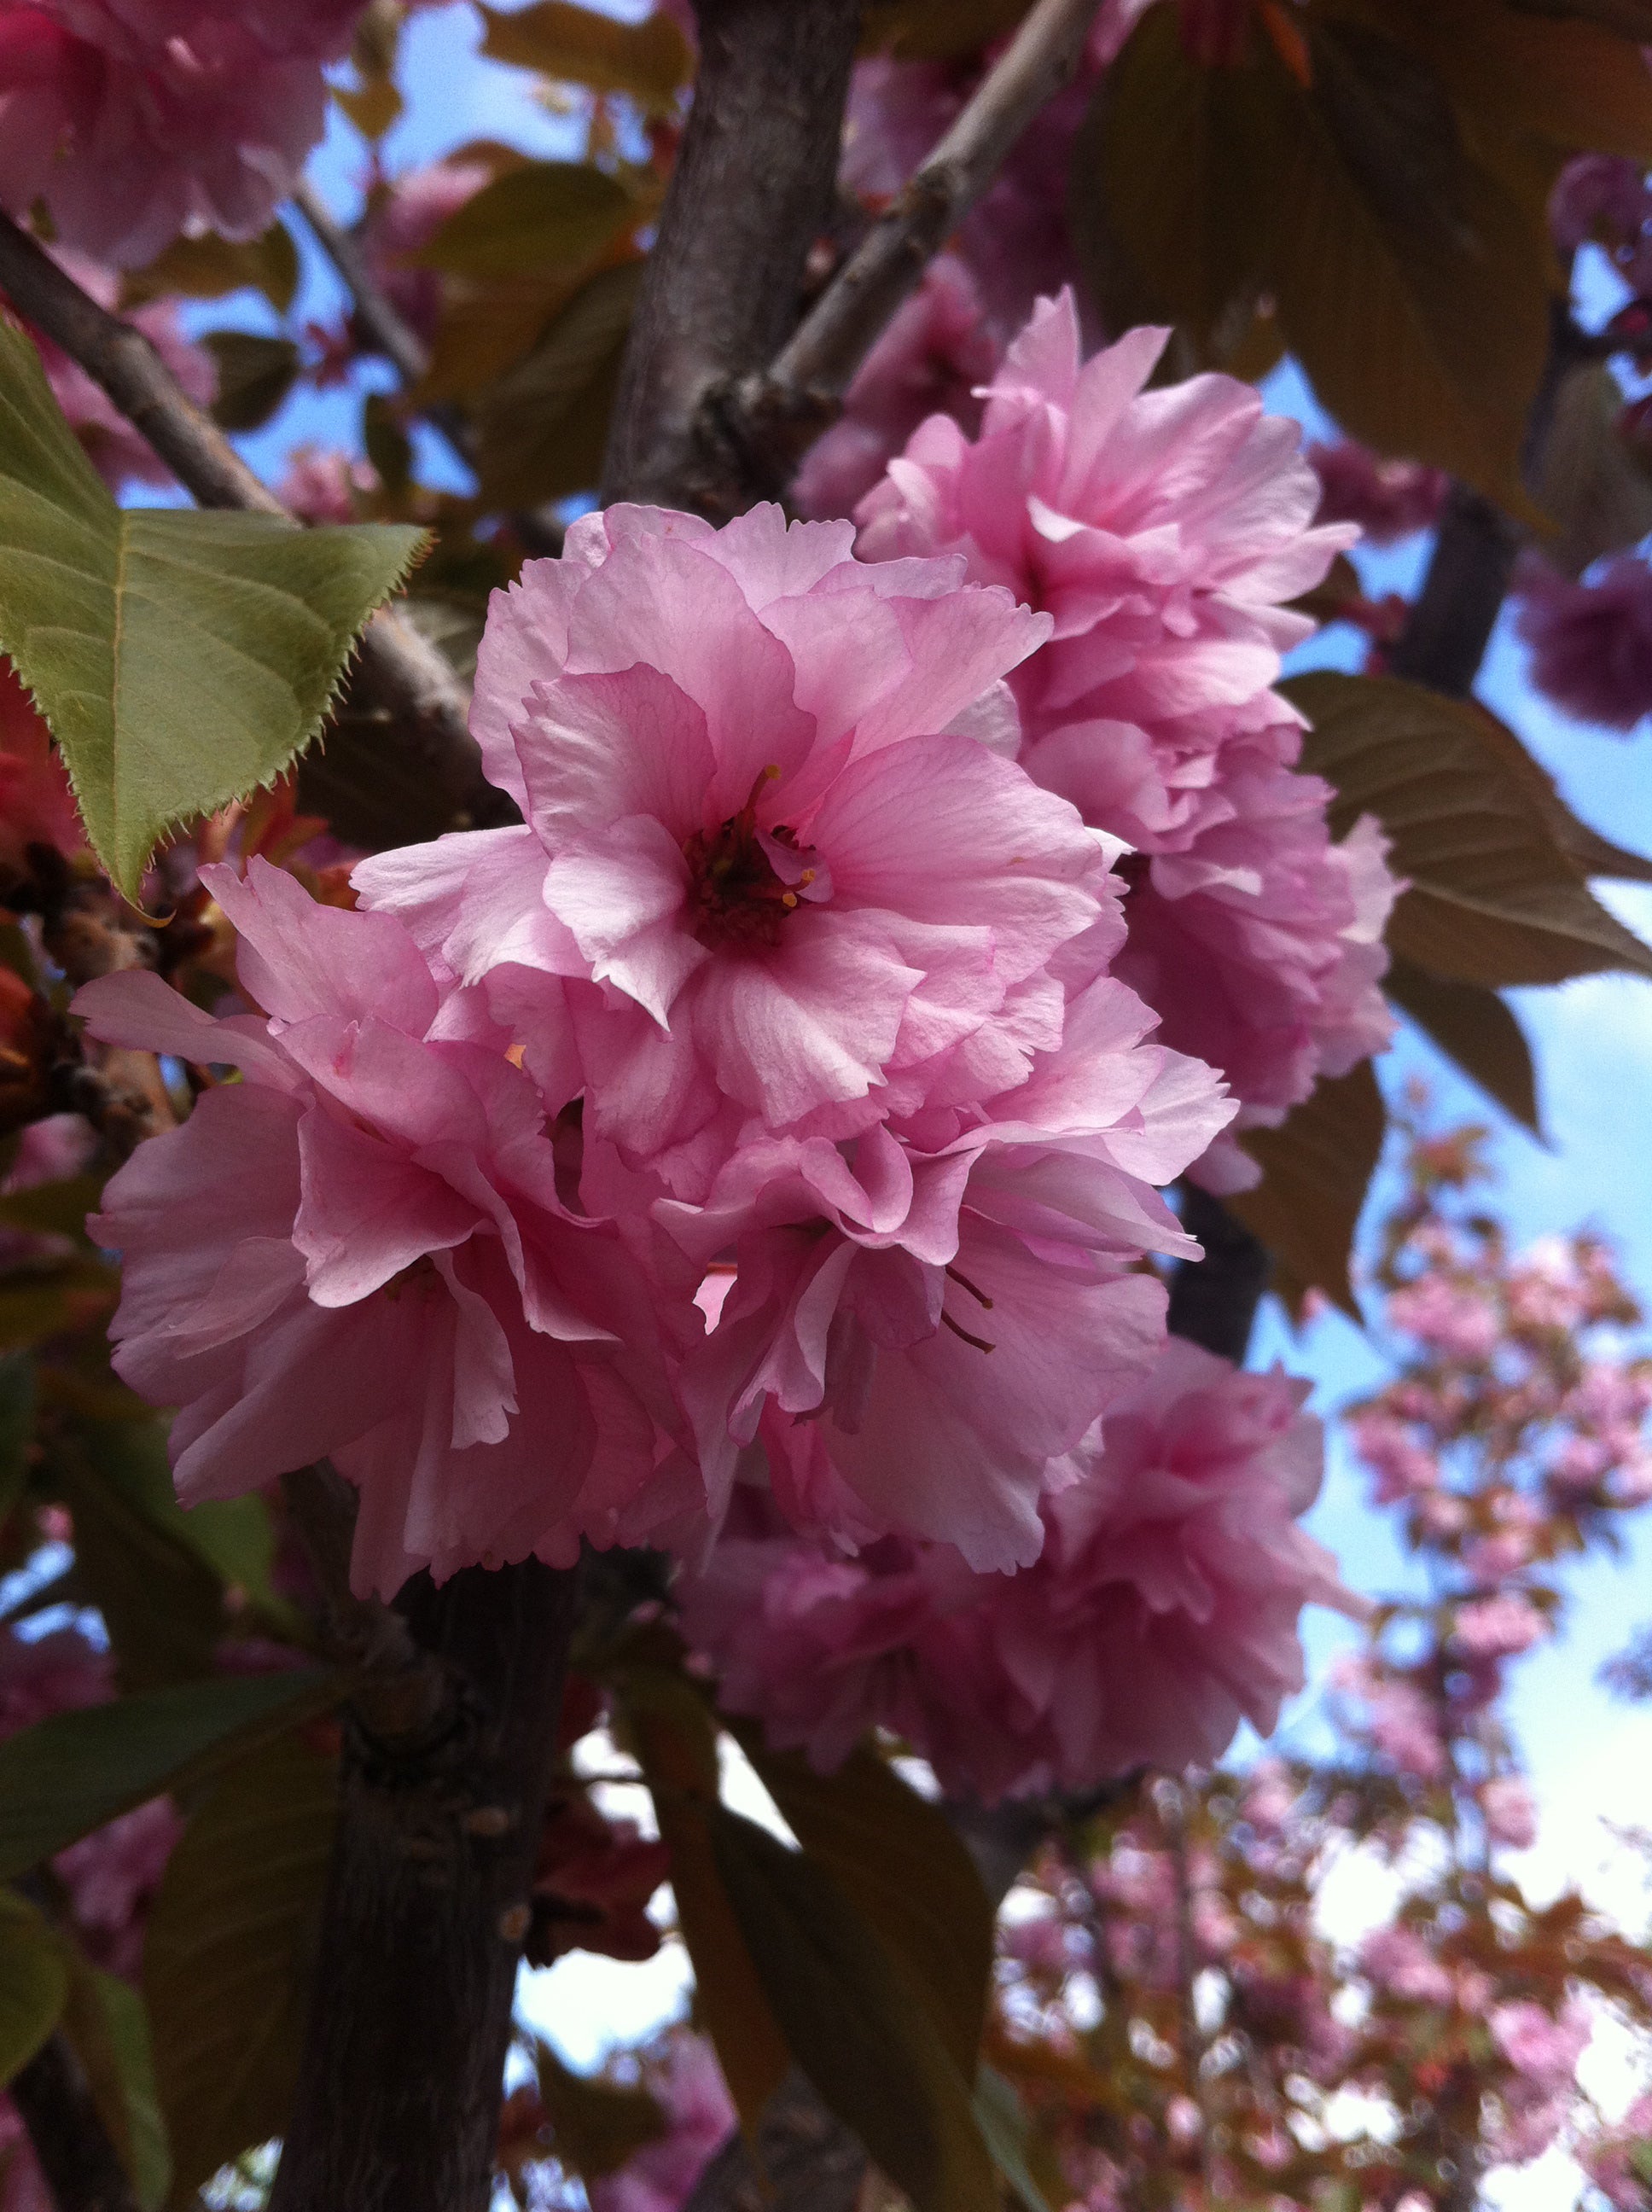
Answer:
[1549,153,1652,256]
[1359,1924,1455,2008]
[0,0,365,265]
[276,445,380,525]
[683,1340,1348,1798]
[80,858,692,1598]
[854,294,1395,1164]
[587,2032,735,2212]
[1490,1998,1591,2087]
[1308,439,1447,547]
[1453,1592,1546,1660]
[794,255,996,522]
[1385,1275,1500,1362]
[1514,553,1652,732]
[356,500,1123,1202]
[1480,1775,1538,1849]
[1583,2091,1652,2210]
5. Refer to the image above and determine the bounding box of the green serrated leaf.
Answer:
[143,1731,337,2201]
[974,2065,1054,2212]
[0,1889,69,2086]
[57,1953,172,2211]
[0,318,427,896]
[0,1668,336,1879]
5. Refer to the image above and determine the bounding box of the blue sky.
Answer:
[172,0,1652,2094]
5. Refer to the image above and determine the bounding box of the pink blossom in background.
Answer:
[856,292,1396,1170]
[683,1339,1347,1798]
[1480,1775,1539,1849]
[0,661,84,874]
[587,2033,735,2212]
[0,0,365,265]
[1385,1274,1500,1362]
[1514,553,1652,732]
[793,256,996,522]
[1491,1998,1592,2087]
[1584,2092,1652,2209]
[359,156,492,346]
[1332,1656,1447,1780]
[1549,153,1652,257]
[1453,1592,1547,1660]
[276,445,380,525]
[1359,1924,1455,2008]
[80,858,694,1598]
[1308,439,1447,547]
[55,1797,183,1978]
[20,250,215,491]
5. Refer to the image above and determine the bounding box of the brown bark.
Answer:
[601,0,863,514]
[265,1558,581,2212]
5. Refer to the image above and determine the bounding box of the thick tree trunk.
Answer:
[266,1560,580,2212]
[602,0,863,514]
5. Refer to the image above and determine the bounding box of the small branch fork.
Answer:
[719,0,1108,490]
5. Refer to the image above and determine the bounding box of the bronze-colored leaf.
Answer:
[203,334,300,436]
[859,0,1032,59]
[472,261,642,506]
[1384,958,1540,1133]
[480,3,691,113]
[1532,362,1652,579]
[143,1732,337,2201]
[705,1805,998,2212]
[1228,1061,1387,1317]
[119,225,300,317]
[532,2043,664,2181]
[736,1733,994,2082]
[1285,672,1652,986]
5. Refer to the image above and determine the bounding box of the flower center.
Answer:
[683,765,819,950]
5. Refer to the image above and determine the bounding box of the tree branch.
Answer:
[0,209,499,848]
[292,176,430,390]
[267,1557,582,2212]
[601,0,863,514]
[725,0,1106,481]
[10,2031,142,2212]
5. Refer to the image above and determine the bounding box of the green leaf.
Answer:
[1385,958,1540,1134]
[1285,672,1652,987]
[0,318,428,897]
[736,1733,993,2080]
[705,1806,998,2212]
[203,335,300,435]
[532,2043,664,2180]
[0,1889,68,2086]
[120,225,300,317]
[0,1667,335,1879]
[472,261,642,506]
[0,1173,102,1238]
[480,3,690,112]
[1228,1060,1386,1318]
[143,1731,337,2200]
[416,161,636,282]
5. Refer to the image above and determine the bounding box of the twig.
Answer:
[724,0,1107,475]
[292,175,430,388]
[10,2031,143,2212]
[601,0,863,513]
[0,209,497,845]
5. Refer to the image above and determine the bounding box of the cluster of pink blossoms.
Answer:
[856,293,1397,1190]
[0,0,369,265]
[682,1340,1347,1802]
[87,311,1377,1775]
